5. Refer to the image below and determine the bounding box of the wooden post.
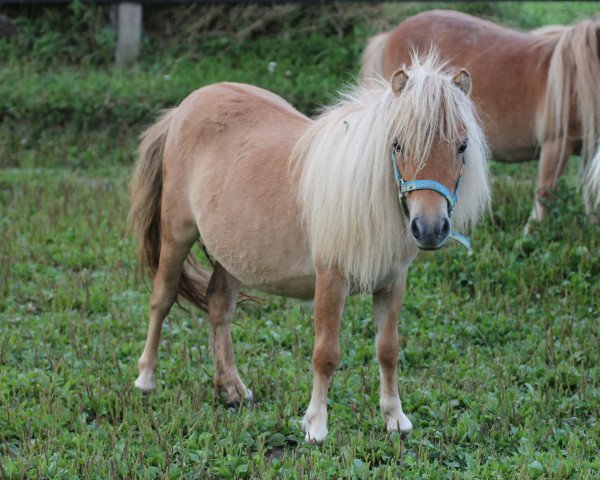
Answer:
[115,3,142,66]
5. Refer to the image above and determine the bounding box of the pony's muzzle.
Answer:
[409,215,450,250]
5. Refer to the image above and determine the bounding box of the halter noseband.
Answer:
[391,140,472,252]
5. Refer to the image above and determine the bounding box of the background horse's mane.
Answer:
[532,19,600,201]
[292,52,490,290]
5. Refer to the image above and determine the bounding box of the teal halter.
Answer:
[391,141,472,252]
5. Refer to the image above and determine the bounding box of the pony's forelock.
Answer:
[292,51,491,290]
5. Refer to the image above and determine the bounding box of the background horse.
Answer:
[129,52,490,443]
[361,10,600,228]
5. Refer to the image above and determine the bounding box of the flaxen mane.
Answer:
[292,52,490,290]
[533,19,600,204]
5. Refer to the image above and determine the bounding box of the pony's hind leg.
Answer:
[135,227,198,392]
[583,182,600,224]
[373,272,412,434]
[526,138,572,233]
[207,262,252,405]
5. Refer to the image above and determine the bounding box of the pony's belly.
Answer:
[485,119,538,162]
[245,273,316,300]
[244,264,407,300]
[485,118,539,162]
[492,145,539,163]
[202,233,316,299]
[217,241,415,299]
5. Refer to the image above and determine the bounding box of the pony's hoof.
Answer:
[385,412,413,434]
[134,370,157,393]
[301,413,328,444]
[523,221,535,236]
[225,389,254,408]
[217,380,253,407]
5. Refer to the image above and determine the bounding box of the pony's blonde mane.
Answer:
[292,52,490,290]
[533,19,600,204]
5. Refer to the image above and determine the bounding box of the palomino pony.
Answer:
[129,52,490,443]
[361,10,600,227]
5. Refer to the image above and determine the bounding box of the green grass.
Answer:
[1,2,600,478]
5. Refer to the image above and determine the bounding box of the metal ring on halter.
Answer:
[391,140,471,252]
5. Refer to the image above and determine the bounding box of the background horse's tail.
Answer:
[534,20,600,212]
[128,109,211,312]
[359,32,389,86]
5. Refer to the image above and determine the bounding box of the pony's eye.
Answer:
[458,140,468,154]
[394,141,403,154]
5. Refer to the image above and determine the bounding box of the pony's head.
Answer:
[386,58,488,250]
[294,51,490,290]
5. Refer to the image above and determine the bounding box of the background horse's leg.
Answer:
[583,180,600,224]
[135,229,197,392]
[207,263,252,405]
[372,272,413,434]
[301,266,348,444]
[525,138,572,233]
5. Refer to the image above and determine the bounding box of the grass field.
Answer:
[1,2,599,478]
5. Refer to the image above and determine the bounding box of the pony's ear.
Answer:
[390,69,409,96]
[452,68,472,95]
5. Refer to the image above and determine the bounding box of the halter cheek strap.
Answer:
[391,143,472,252]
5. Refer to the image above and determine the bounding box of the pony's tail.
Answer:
[128,109,211,312]
[585,142,600,210]
[360,32,389,86]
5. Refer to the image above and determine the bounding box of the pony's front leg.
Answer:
[373,272,412,434]
[301,266,348,444]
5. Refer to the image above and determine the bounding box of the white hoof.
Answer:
[134,370,157,393]
[301,410,328,444]
[385,412,413,433]
[523,220,537,236]
[525,204,544,235]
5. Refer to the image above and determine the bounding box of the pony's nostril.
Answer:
[410,217,422,239]
[440,217,450,237]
